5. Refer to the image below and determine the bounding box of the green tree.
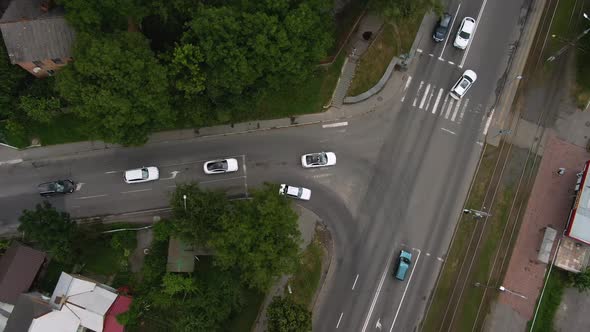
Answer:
[211,183,301,291]
[18,201,77,263]
[570,268,590,292]
[175,0,333,112]
[267,296,311,332]
[369,0,441,22]
[57,0,147,32]
[18,96,62,124]
[0,42,27,120]
[55,32,172,145]
[170,183,228,243]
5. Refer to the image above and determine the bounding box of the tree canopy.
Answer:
[267,296,312,332]
[55,32,172,145]
[18,201,77,263]
[210,183,302,291]
[56,0,147,32]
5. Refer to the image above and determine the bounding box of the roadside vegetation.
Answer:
[527,269,568,332]
[8,182,308,331]
[0,0,365,148]
[422,145,541,331]
[347,0,440,96]
[543,0,590,108]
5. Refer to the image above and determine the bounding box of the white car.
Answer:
[301,152,337,168]
[453,17,476,49]
[279,184,311,201]
[203,158,239,174]
[124,167,159,184]
[450,70,477,100]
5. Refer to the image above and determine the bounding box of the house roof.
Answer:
[0,242,46,305]
[0,0,75,63]
[4,293,52,332]
[104,295,132,332]
[30,272,118,332]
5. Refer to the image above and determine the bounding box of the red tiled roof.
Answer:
[104,295,133,332]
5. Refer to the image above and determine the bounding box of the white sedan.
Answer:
[453,17,476,49]
[301,152,336,168]
[203,158,239,174]
[124,167,159,184]
[449,70,477,100]
[279,184,311,201]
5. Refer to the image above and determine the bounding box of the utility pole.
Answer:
[546,13,590,62]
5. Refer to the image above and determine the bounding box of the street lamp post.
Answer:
[463,209,491,219]
[183,194,187,211]
[474,283,527,299]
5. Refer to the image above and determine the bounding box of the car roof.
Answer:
[125,169,144,180]
[441,13,452,25]
[286,186,300,196]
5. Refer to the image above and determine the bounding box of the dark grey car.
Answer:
[38,180,76,197]
[433,13,453,42]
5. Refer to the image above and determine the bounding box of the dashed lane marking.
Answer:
[448,61,455,65]
[352,274,359,290]
[75,194,108,200]
[336,312,344,329]
[416,48,423,53]
[322,122,348,128]
[441,128,457,135]
[121,188,152,194]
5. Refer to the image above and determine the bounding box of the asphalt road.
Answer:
[0,0,530,330]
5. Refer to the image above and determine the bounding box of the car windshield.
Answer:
[209,161,227,171]
[50,182,65,192]
[298,188,303,196]
[308,153,327,165]
[141,168,149,179]
[401,257,411,264]
[459,31,470,39]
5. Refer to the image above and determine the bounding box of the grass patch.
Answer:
[527,269,569,332]
[328,0,368,56]
[347,11,423,96]
[422,146,499,331]
[287,239,324,307]
[252,54,346,120]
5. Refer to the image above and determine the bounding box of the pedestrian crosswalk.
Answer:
[400,76,483,125]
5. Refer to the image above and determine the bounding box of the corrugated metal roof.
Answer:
[0,243,46,305]
[0,0,64,23]
[0,16,75,63]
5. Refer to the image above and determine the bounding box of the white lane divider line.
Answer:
[75,194,108,200]
[460,0,489,68]
[448,61,455,65]
[105,170,119,174]
[416,48,423,53]
[0,159,23,166]
[437,257,445,262]
[390,249,422,332]
[432,89,444,114]
[429,53,434,57]
[352,274,360,290]
[426,252,431,256]
[75,183,85,191]
[400,76,413,102]
[336,312,344,329]
[425,85,436,110]
[441,128,457,135]
[451,99,462,122]
[121,188,152,194]
[483,109,494,135]
[458,99,469,123]
[322,122,348,128]
[419,84,431,109]
[412,81,424,107]
[361,246,397,332]
[445,99,455,119]
[438,4,461,59]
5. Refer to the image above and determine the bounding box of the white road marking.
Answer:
[419,84,431,109]
[322,122,348,128]
[438,57,445,61]
[451,99,462,121]
[400,76,412,102]
[438,94,449,116]
[105,170,119,174]
[352,274,360,290]
[458,99,469,123]
[336,312,344,329]
[161,171,180,180]
[121,188,152,194]
[313,173,333,179]
[448,61,455,65]
[445,99,455,119]
[437,257,445,262]
[361,246,397,332]
[425,85,436,110]
[483,109,494,135]
[416,48,423,53]
[200,175,246,185]
[0,159,23,166]
[429,53,434,57]
[441,128,457,135]
[438,4,461,59]
[460,0,489,68]
[390,249,422,332]
[161,155,245,168]
[477,141,484,146]
[432,88,444,114]
[376,318,382,329]
[75,183,85,191]
[426,252,431,256]
[412,81,424,107]
[75,194,108,200]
